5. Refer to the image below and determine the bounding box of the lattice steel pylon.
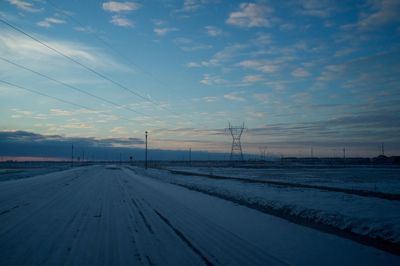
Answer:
[225,122,246,161]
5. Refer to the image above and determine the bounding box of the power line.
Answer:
[47,0,184,116]
[0,56,152,118]
[0,79,97,112]
[0,79,155,125]
[0,15,212,132]
[0,16,180,117]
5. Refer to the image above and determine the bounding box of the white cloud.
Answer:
[247,111,265,118]
[358,0,400,29]
[174,0,205,13]
[7,0,42,13]
[200,74,227,86]
[317,64,345,81]
[63,123,94,129]
[102,1,140,12]
[37,17,66,28]
[238,60,278,73]
[0,30,131,72]
[110,126,127,134]
[49,109,74,116]
[259,64,278,73]
[110,15,134,27]
[186,62,202,68]
[292,67,310,77]
[205,26,223,37]
[224,92,245,101]
[243,75,263,83]
[154,27,179,36]
[334,47,356,57]
[182,0,202,12]
[238,60,261,68]
[226,3,273,28]
[102,1,139,27]
[187,43,247,68]
[298,0,333,18]
[203,96,218,102]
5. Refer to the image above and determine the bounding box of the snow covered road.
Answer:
[0,165,399,265]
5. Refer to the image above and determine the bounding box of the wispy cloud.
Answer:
[297,0,334,18]
[7,0,43,13]
[182,0,202,12]
[358,0,400,29]
[0,30,132,73]
[243,74,263,83]
[102,1,139,27]
[247,111,265,118]
[292,67,310,77]
[226,3,273,28]
[202,96,218,102]
[200,74,227,86]
[102,1,140,12]
[154,27,179,36]
[37,17,66,28]
[110,15,134,27]
[223,92,245,101]
[205,26,223,37]
[187,43,247,68]
[238,60,279,73]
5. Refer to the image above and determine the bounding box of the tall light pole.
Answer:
[145,131,148,169]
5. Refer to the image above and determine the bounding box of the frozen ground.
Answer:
[167,165,400,195]
[0,163,71,182]
[134,166,400,247]
[0,165,399,265]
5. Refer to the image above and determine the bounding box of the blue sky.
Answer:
[0,0,400,158]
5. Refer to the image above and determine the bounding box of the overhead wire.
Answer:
[0,79,159,126]
[47,0,184,116]
[0,16,181,118]
[0,56,152,119]
[0,12,216,134]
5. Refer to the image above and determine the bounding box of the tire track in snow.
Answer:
[152,208,213,266]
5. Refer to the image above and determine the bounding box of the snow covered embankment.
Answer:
[130,167,400,251]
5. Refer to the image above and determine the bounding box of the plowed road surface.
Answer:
[0,165,398,265]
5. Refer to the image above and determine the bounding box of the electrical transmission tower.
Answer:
[226,122,246,161]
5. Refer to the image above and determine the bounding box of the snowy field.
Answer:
[0,165,399,265]
[148,166,400,247]
[166,165,400,194]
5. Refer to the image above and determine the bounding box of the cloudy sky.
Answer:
[1,0,400,159]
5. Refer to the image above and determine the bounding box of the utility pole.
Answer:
[381,143,385,155]
[145,131,148,169]
[343,148,346,159]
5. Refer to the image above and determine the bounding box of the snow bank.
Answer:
[133,167,400,245]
